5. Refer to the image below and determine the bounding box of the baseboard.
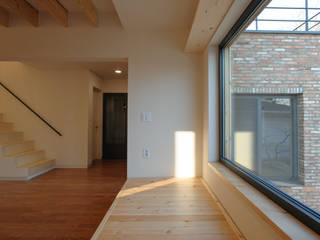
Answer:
[0,166,56,181]
[0,176,28,181]
[55,164,87,168]
[27,166,56,180]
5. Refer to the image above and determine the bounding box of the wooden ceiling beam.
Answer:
[0,0,38,27]
[73,0,98,27]
[185,0,234,53]
[34,0,68,27]
[0,7,9,27]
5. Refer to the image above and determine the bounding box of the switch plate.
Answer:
[143,148,150,158]
[141,112,152,122]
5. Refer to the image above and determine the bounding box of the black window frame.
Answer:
[218,0,320,234]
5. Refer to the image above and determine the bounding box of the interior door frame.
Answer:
[102,93,128,159]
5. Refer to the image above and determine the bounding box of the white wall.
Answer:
[0,62,95,168]
[88,72,103,166]
[127,31,203,177]
[0,14,203,177]
[202,46,219,178]
[102,78,128,93]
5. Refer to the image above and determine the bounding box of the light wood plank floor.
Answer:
[94,178,239,240]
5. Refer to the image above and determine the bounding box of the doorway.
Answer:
[92,88,102,161]
[103,93,128,159]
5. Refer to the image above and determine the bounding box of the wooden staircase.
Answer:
[0,113,55,180]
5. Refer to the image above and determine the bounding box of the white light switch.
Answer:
[141,112,152,122]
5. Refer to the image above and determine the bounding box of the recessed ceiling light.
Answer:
[115,69,122,74]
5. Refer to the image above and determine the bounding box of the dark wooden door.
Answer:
[103,93,127,159]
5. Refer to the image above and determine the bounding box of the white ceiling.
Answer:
[24,0,198,30]
[112,0,198,30]
[25,61,128,80]
[27,0,116,13]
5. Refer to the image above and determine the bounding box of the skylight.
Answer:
[246,0,320,32]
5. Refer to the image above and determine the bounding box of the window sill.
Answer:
[207,162,319,240]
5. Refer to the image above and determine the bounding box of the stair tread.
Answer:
[19,158,55,169]
[0,122,13,125]
[0,131,20,136]
[0,140,31,147]
[0,131,22,135]
[0,129,15,133]
[6,149,43,158]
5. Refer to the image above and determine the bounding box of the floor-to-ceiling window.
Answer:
[220,0,320,233]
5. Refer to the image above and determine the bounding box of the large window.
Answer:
[246,0,320,32]
[219,0,320,234]
[231,95,298,182]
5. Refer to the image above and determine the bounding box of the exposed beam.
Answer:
[0,0,38,27]
[0,7,9,27]
[34,0,68,27]
[111,0,124,29]
[73,0,98,27]
[185,0,234,53]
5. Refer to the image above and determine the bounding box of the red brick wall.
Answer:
[231,33,320,212]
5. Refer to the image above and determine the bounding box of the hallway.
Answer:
[0,159,126,240]
[94,178,240,240]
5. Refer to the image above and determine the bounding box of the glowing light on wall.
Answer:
[175,131,195,178]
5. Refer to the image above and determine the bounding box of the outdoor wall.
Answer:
[0,13,203,177]
[231,33,320,212]
[0,62,94,168]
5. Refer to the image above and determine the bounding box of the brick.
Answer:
[231,33,320,212]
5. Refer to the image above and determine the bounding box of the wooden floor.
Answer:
[95,178,238,240]
[0,159,127,240]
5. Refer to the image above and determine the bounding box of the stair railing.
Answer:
[0,81,62,136]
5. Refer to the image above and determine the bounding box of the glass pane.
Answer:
[309,21,320,30]
[308,9,320,20]
[246,21,257,31]
[231,95,294,180]
[268,0,306,8]
[226,17,320,213]
[224,49,232,160]
[261,97,293,180]
[245,0,320,32]
[295,23,307,31]
[308,0,320,8]
[258,9,306,20]
[232,96,258,172]
[257,21,304,31]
